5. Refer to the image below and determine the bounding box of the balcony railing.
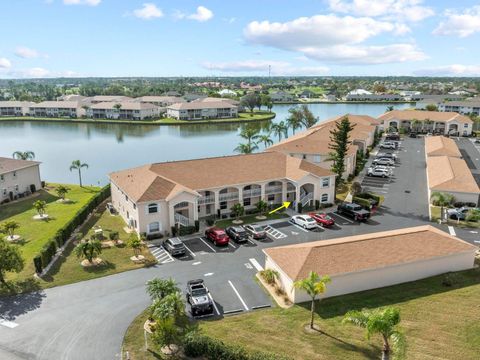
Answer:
[174,213,193,227]
[198,195,215,205]
[243,188,262,198]
[265,185,283,195]
[219,192,239,202]
[300,192,313,206]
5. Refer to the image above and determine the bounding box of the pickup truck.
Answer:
[337,202,371,222]
[186,279,214,317]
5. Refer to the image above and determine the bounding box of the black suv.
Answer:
[163,237,186,256]
[225,226,249,243]
[337,202,371,221]
[186,279,214,317]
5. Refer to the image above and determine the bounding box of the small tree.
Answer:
[256,200,268,216]
[260,269,279,285]
[343,307,406,360]
[294,271,331,329]
[0,239,24,284]
[466,208,480,222]
[430,192,454,221]
[1,221,20,241]
[425,104,438,112]
[328,116,355,185]
[230,203,245,221]
[55,185,70,200]
[241,93,260,113]
[75,238,102,264]
[151,317,183,354]
[146,278,179,301]
[300,104,318,128]
[127,234,143,257]
[33,200,47,216]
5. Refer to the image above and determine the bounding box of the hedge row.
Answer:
[33,184,111,274]
[184,333,292,360]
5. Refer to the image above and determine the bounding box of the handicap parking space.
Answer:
[264,224,288,240]
[147,244,175,264]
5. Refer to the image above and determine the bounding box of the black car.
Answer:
[337,202,371,221]
[386,133,400,141]
[163,237,186,256]
[409,132,417,138]
[225,226,249,243]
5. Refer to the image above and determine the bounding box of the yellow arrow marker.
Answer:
[269,201,291,214]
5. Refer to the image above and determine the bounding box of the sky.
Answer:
[0,0,480,78]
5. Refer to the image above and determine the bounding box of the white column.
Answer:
[214,190,220,216]
[282,181,287,203]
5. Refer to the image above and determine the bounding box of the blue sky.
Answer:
[0,0,480,78]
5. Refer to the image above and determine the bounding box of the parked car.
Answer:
[337,202,371,221]
[386,133,400,141]
[446,207,474,220]
[367,167,390,178]
[243,224,267,240]
[376,152,397,161]
[308,212,335,227]
[372,158,395,166]
[186,279,214,317]
[225,226,249,243]
[163,237,186,256]
[380,142,396,149]
[204,227,230,246]
[291,215,318,229]
[409,132,417,138]
[370,165,393,174]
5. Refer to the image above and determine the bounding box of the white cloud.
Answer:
[413,64,480,76]
[244,14,426,65]
[0,58,12,69]
[187,6,214,22]
[15,46,40,59]
[328,0,434,22]
[133,3,163,20]
[201,60,329,75]
[3,68,80,79]
[63,0,101,6]
[22,67,51,78]
[433,6,480,38]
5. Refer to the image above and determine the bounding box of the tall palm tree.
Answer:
[343,307,406,360]
[12,151,35,160]
[75,238,102,264]
[271,121,288,142]
[286,109,303,135]
[255,134,274,149]
[239,127,260,147]
[293,271,331,329]
[430,191,454,221]
[234,142,258,154]
[70,160,89,187]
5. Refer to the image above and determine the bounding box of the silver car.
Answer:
[373,158,395,166]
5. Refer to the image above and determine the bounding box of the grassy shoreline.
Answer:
[0,111,275,126]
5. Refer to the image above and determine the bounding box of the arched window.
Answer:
[148,203,158,214]
[148,222,160,233]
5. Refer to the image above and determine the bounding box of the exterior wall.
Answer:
[383,117,472,136]
[30,107,83,118]
[166,107,238,120]
[266,251,476,303]
[428,187,479,206]
[110,181,140,233]
[0,165,42,203]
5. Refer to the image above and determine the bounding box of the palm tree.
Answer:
[259,269,279,285]
[430,192,454,221]
[386,105,394,112]
[293,271,331,329]
[55,185,70,200]
[230,203,245,221]
[234,142,258,154]
[32,200,47,216]
[286,109,303,135]
[127,235,144,257]
[343,307,406,360]
[1,221,20,241]
[271,121,288,142]
[70,160,89,187]
[255,134,273,149]
[151,291,185,321]
[75,238,102,264]
[146,278,179,301]
[239,127,260,147]
[12,151,35,160]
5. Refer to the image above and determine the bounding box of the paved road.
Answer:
[0,137,477,360]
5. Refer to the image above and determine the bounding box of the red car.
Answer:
[308,212,335,227]
[204,227,230,246]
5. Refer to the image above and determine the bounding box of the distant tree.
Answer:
[12,151,35,160]
[0,239,24,284]
[230,203,245,221]
[328,117,355,185]
[286,107,303,134]
[55,185,70,200]
[127,234,144,257]
[343,307,406,360]
[266,100,273,113]
[255,134,273,149]
[294,271,331,330]
[69,160,89,187]
[300,105,318,128]
[239,126,260,147]
[256,199,268,215]
[351,182,362,196]
[241,93,260,113]
[260,94,272,111]
[271,121,288,142]
[1,221,20,241]
[425,104,438,112]
[373,84,387,93]
[75,238,102,264]
[32,200,47,216]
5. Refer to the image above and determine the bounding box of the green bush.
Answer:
[352,196,372,210]
[194,220,200,232]
[33,255,42,273]
[109,231,119,241]
[206,217,215,226]
[178,225,196,236]
[356,192,384,206]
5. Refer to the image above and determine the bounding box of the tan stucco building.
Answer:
[0,157,42,203]
[263,226,476,303]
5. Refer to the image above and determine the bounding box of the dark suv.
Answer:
[186,279,214,317]
[163,237,186,256]
[225,226,249,243]
[337,202,371,221]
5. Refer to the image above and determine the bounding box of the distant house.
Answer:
[29,101,84,118]
[165,91,181,97]
[183,93,207,102]
[0,157,42,204]
[89,96,133,104]
[166,99,238,120]
[270,91,295,102]
[298,89,316,99]
[218,89,237,97]
[346,93,402,101]
[87,101,161,120]
[131,96,184,107]
[438,100,480,116]
[0,101,34,116]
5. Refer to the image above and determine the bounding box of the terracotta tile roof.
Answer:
[131,96,185,104]
[320,114,381,127]
[0,101,35,107]
[378,110,472,124]
[89,101,159,110]
[0,157,41,175]
[167,100,237,110]
[91,96,133,102]
[425,136,462,157]
[109,152,334,202]
[30,101,80,109]
[427,156,480,194]
[264,225,476,281]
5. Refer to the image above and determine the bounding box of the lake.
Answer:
[0,102,410,185]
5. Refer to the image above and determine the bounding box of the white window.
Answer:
[322,178,330,187]
[147,203,158,214]
[148,222,160,233]
[321,194,329,203]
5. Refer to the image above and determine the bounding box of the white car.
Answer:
[373,158,395,166]
[380,142,396,149]
[367,167,390,178]
[291,215,318,229]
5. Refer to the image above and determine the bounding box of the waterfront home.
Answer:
[89,95,133,104]
[438,100,480,116]
[87,101,161,120]
[131,96,185,107]
[0,157,42,204]
[270,91,295,103]
[264,226,476,302]
[29,101,84,118]
[346,93,403,101]
[378,110,473,136]
[0,101,34,116]
[166,99,238,120]
[109,152,335,236]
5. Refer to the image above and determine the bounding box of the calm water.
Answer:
[0,103,410,185]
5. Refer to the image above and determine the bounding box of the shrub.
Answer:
[453,202,465,208]
[206,217,215,226]
[353,197,372,210]
[260,269,279,285]
[178,225,196,236]
[315,200,320,210]
[109,231,119,241]
[171,226,178,237]
[33,255,42,273]
[442,272,460,287]
[297,203,303,213]
[194,220,200,232]
[320,202,333,209]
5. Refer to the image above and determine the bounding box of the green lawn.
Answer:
[214,212,289,228]
[0,183,100,283]
[38,209,156,289]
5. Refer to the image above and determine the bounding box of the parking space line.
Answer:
[252,304,271,310]
[207,293,221,316]
[228,242,237,249]
[182,242,196,257]
[228,280,249,311]
[198,237,217,253]
[223,309,244,315]
[149,246,174,264]
[246,238,255,245]
[264,225,288,239]
[448,226,456,236]
[332,212,354,224]
[249,258,264,271]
